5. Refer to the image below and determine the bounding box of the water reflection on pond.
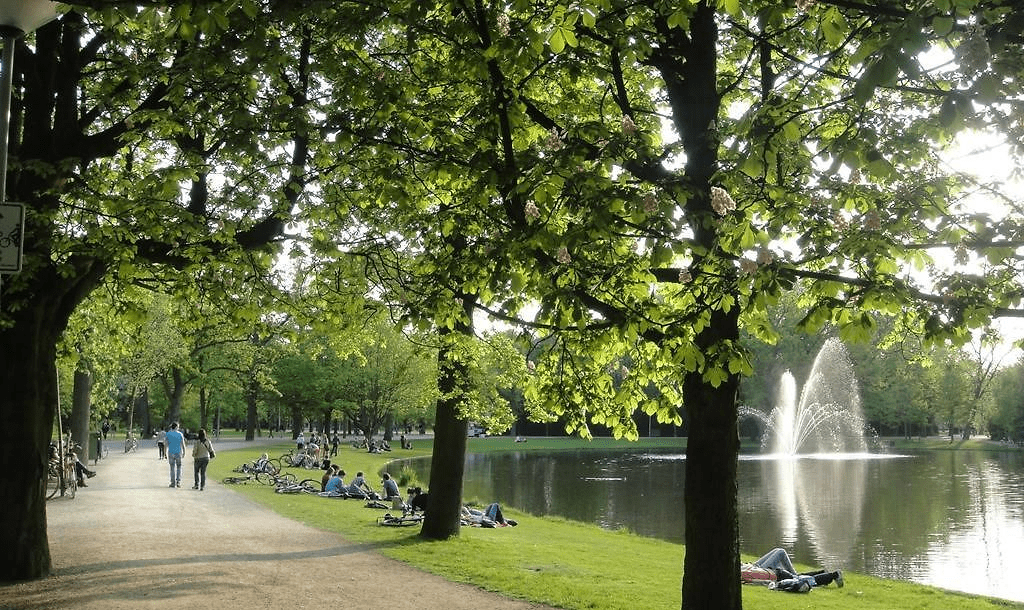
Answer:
[415,447,1024,602]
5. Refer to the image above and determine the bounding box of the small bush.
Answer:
[395,464,420,488]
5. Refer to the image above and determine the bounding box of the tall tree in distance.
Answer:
[333,316,437,443]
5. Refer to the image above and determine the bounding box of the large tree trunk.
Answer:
[135,389,150,437]
[245,383,258,441]
[0,204,105,581]
[165,367,187,425]
[681,312,742,610]
[656,4,743,608]
[290,405,303,440]
[0,301,65,579]
[420,325,470,540]
[199,386,209,430]
[70,365,92,462]
[383,411,394,442]
[0,16,96,581]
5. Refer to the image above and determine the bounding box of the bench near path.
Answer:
[1,438,553,610]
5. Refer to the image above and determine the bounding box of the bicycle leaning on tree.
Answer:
[45,436,78,500]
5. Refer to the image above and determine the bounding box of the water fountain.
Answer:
[741,338,867,455]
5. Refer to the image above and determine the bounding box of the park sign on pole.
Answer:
[0,201,24,273]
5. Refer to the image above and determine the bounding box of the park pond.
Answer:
[415,446,1024,603]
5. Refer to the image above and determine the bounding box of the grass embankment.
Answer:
[887,437,1021,452]
[210,436,1022,610]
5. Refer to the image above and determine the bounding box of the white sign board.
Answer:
[0,202,25,273]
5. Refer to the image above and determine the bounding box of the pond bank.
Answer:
[206,437,1023,610]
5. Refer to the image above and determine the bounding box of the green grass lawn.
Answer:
[210,437,1023,610]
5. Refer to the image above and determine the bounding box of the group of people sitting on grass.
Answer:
[315,462,407,505]
[319,463,374,498]
[309,464,519,530]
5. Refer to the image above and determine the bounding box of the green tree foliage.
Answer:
[0,3,320,579]
[57,286,141,433]
[3,6,1023,610]
[330,317,438,441]
[987,362,1024,444]
[271,340,335,437]
[316,2,1024,607]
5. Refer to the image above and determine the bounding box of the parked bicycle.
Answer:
[123,435,138,453]
[277,449,317,470]
[234,455,280,476]
[224,468,297,487]
[222,473,261,485]
[46,438,78,500]
[274,478,320,495]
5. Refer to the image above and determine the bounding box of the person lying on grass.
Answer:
[741,548,843,593]
[461,503,518,528]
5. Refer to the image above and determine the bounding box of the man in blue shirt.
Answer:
[165,422,186,488]
[324,471,345,495]
[346,471,372,498]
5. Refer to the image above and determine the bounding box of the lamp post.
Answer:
[0,1,57,282]
[0,0,59,203]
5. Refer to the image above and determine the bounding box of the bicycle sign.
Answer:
[0,202,25,273]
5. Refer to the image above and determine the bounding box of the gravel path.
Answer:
[0,439,553,610]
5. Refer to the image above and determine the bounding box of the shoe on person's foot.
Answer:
[169,482,176,487]
[192,485,199,489]
[86,471,96,478]
[798,581,811,593]
[200,487,204,491]
[834,570,844,588]
[175,482,181,488]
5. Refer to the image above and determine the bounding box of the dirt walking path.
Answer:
[0,439,554,610]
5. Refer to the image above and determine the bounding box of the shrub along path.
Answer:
[0,438,553,610]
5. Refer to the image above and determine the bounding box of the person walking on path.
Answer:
[191,428,215,490]
[156,427,167,459]
[165,422,186,487]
